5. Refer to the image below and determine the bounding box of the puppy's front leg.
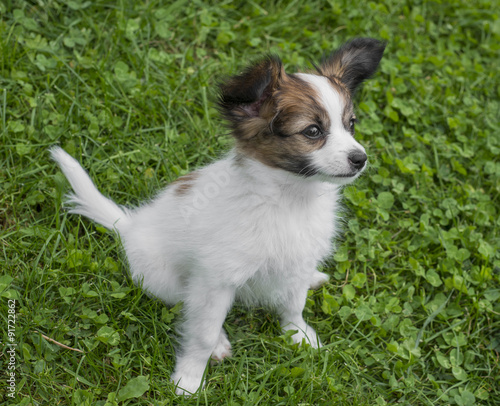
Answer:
[278,286,322,348]
[171,283,235,396]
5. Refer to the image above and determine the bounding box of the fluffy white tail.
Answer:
[50,147,131,231]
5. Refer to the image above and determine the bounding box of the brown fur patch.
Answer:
[235,74,331,176]
[172,172,198,196]
[273,74,331,138]
[218,56,285,140]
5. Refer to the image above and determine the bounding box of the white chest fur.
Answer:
[121,152,340,302]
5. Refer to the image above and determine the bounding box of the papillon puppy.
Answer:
[51,38,385,395]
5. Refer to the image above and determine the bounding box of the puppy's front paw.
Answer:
[171,368,205,396]
[290,325,322,349]
[211,330,232,361]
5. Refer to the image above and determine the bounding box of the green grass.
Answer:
[1,0,499,404]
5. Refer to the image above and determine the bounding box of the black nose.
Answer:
[348,151,367,170]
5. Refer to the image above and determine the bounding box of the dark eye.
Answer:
[302,125,323,139]
[349,117,357,132]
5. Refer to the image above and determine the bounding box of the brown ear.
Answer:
[319,38,385,95]
[218,56,285,129]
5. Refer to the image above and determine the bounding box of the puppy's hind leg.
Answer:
[171,281,235,396]
[309,271,330,290]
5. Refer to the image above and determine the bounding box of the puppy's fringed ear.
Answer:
[319,38,386,95]
[218,56,284,137]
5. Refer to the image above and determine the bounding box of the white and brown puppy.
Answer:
[51,38,385,395]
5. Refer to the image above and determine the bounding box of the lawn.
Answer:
[1,0,499,405]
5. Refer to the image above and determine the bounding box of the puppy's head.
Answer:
[218,38,385,185]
